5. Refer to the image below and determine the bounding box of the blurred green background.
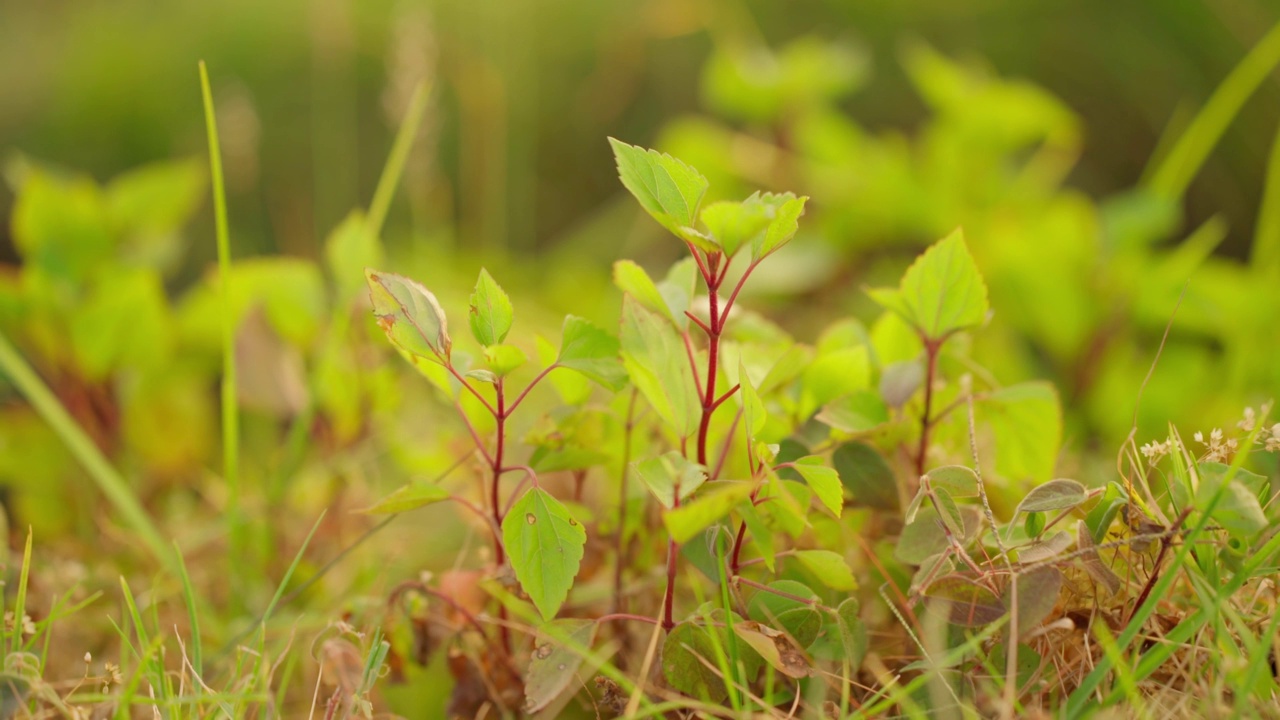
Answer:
[3,0,1280,566]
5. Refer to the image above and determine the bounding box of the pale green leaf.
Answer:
[324,211,382,299]
[620,296,700,436]
[1016,478,1087,514]
[360,482,450,514]
[866,229,989,341]
[608,138,710,246]
[634,452,707,509]
[794,550,857,591]
[557,315,626,390]
[792,456,843,518]
[739,360,767,439]
[700,199,769,258]
[503,488,587,621]
[469,268,513,347]
[1195,462,1268,538]
[483,344,527,377]
[663,481,754,544]
[833,442,897,511]
[982,381,1062,482]
[752,193,808,261]
[525,619,597,713]
[613,260,675,325]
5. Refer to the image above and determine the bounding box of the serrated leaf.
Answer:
[502,488,586,621]
[700,199,769,258]
[865,229,988,341]
[483,344,527,377]
[620,296,700,436]
[982,381,1062,482]
[525,619,597,713]
[366,269,451,364]
[833,442,898,511]
[794,550,857,591]
[791,456,843,518]
[360,482,450,514]
[634,452,707,509]
[557,315,626,390]
[663,481,754,544]
[613,260,676,325]
[608,138,710,248]
[1017,478,1087,514]
[752,193,808,261]
[469,268,513,346]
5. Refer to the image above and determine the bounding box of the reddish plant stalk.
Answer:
[914,339,942,478]
[614,389,638,615]
[491,379,512,655]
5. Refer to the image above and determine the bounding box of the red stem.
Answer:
[597,612,660,626]
[445,363,498,416]
[492,380,511,655]
[729,521,748,575]
[503,363,557,416]
[915,339,941,478]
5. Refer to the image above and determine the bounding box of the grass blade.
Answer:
[0,333,171,569]
[1253,119,1280,274]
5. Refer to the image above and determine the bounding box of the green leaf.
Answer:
[1003,566,1063,635]
[608,138,710,246]
[924,574,1005,627]
[324,211,383,299]
[360,482,450,514]
[982,381,1062,482]
[794,550,857,591]
[658,258,699,330]
[737,501,775,571]
[620,296,700,437]
[791,456,843,518]
[926,466,980,499]
[866,229,989,341]
[663,481,754,544]
[800,347,870,419]
[746,580,822,647]
[11,167,113,285]
[1195,462,1268,538]
[525,619,598,714]
[483,344,528,377]
[614,260,676,325]
[836,598,868,670]
[1016,478,1087,514]
[751,193,808,261]
[816,390,888,434]
[932,487,966,536]
[895,506,982,565]
[662,623,726,701]
[557,315,626,391]
[469,268,513,347]
[732,622,811,679]
[739,360,767,439]
[365,269,451,364]
[502,488,587,621]
[1085,495,1126,543]
[700,199,769,258]
[833,442,898,511]
[634,452,707,509]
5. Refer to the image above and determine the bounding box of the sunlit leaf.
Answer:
[932,487,966,536]
[794,550,857,591]
[360,482,450,515]
[620,296,700,436]
[557,315,626,391]
[609,138,711,249]
[926,465,980,499]
[700,199,769,258]
[791,456,843,518]
[524,619,597,713]
[1017,478,1087,514]
[866,229,989,341]
[833,442,897,511]
[751,193,809,261]
[982,381,1062,482]
[634,452,707,509]
[739,360,767,439]
[469,268,513,347]
[324,211,381,299]
[663,481,754,544]
[746,580,822,647]
[502,488,586,621]
[366,269,451,364]
[483,344,527,377]
[613,260,676,325]
[1195,462,1268,538]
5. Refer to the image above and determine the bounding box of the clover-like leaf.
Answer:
[557,315,626,390]
[366,269,451,364]
[609,138,710,248]
[469,268,513,347]
[866,229,988,342]
[502,488,586,621]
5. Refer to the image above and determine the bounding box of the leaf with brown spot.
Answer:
[924,574,1006,627]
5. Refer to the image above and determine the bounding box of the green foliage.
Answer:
[502,488,587,621]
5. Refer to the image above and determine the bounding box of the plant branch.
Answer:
[503,364,558,416]
[445,363,499,417]
[710,407,742,481]
[915,338,942,478]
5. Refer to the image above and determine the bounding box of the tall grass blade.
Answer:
[1253,119,1280,274]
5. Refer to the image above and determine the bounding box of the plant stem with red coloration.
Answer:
[915,339,942,478]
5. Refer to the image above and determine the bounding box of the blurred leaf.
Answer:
[833,441,897,511]
[613,260,675,325]
[483,344,527,377]
[1085,495,1127,543]
[927,465,980,499]
[366,269,451,364]
[503,488,586,621]
[933,487,966,536]
[732,621,810,678]
[537,336,590,404]
[816,390,887,433]
[525,619,597,714]
[106,157,205,273]
[739,360,767,439]
[867,229,988,342]
[324,211,382,299]
[791,456,843,518]
[662,623,725,701]
[360,482,450,515]
[924,574,1005,627]
[1076,520,1123,597]
[880,360,924,408]
[608,138,710,248]
[794,550,856,591]
[1004,566,1063,634]
[800,346,870,418]
[469,269,513,347]
[1195,462,1268,538]
[982,381,1062,482]
[1016,479,1087,514]
[751,193,808,261]
[746,580,821,647]
[836,597,868,670]
[658,258,699,331]
[896,506,982,565]
[620,296,699,436]
[557,316,625,391]
[663,481,754,544]
[12,167,113,286]
[633,452,706,509]
[737,501,774,571]
[70,269,172,379]
[700,200,769,257]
